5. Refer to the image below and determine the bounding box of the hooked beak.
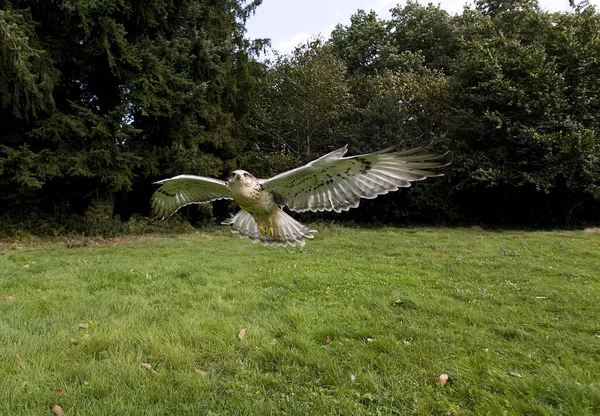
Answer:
[227,173,244,185]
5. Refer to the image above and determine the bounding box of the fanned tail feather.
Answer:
[222,209,315,247]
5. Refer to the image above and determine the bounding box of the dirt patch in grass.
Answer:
[0,234,169,251]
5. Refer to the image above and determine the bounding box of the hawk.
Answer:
[152,145,448,247]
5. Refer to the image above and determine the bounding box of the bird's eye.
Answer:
[243,173,249,177]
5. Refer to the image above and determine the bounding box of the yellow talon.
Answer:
[268,227,274,236]
[258,224,267,235]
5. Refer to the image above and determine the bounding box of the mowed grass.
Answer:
[1,227,599,415]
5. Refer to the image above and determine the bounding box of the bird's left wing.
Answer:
[261,145,448,213]
[152,175,233,219]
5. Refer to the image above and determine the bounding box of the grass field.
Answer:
[1,226,599,415]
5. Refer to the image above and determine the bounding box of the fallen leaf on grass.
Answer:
[437,373,449,387]
[23,264,31,269]
[6,295,15,301]
[238,329,247,340]
[392,299,418,309]
[16,353,22,362]
[326,336,333,345]
[78,321,97,330]
[140,363,157,374]
[55,389,64,396]
[52,404,64,415]
[194,368,207,376]
[366,338,374,344]
[70,338,78,345]
[535,296,548,300]
[505,370,522,377]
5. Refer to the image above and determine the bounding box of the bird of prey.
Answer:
[152,145,448,247]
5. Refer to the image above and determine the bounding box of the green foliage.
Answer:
[329,1,459,75]
[447,1,600,223]
[250,39,351,160]
[330,9,424,75]
[388,1,460,72]
[348,70,450,151]
[1,0,600,232]
[239,149,303,180]
[0,0,264,230]
[1,228,599,414]
[0,8,59,119]
[323,0,600,225]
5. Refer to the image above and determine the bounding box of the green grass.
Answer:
[1,227,599,415]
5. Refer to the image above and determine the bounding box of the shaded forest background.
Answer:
[1,0,599,237]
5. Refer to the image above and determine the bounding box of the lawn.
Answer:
[1,226,599,415]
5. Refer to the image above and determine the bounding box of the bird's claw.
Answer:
[258,224,275,236]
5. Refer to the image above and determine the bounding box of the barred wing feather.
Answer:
[152,175,232,219]
[261,145,448,213]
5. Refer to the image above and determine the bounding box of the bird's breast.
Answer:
[231,183,273,213]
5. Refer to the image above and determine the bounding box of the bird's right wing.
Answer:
[152,175,233,219]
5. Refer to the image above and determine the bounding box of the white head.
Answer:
[227,170,255,187]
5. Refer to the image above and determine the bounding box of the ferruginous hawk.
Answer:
[152,145,448,246]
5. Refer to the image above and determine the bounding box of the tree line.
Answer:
[1,0,599,236]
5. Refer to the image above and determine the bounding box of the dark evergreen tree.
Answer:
[0,0,264,232]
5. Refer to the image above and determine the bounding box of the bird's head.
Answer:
[227,170,255,187]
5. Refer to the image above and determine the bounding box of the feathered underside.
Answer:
[260,145,448,213]
[222,209,315,247]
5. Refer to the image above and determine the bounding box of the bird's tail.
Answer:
[222,209,315,247]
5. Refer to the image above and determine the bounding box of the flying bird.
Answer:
[152,144,448,247]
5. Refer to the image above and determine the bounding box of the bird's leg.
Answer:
[265,217,275,236]
[257,214,275,236]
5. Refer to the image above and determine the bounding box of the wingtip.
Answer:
[336,144,349,157]
[384,142,451,157]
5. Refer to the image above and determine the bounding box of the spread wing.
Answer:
[152,175,233,219]
[261,145,448,213]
